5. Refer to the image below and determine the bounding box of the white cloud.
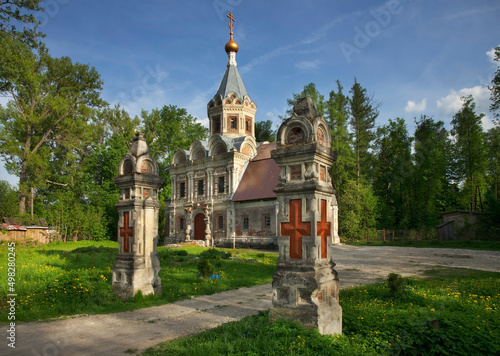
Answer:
[197,117,210,129]
[487,46,498,63]
[295,60,322,70]
[436,86,495,129]
[405,98,427,113]
[436,86,490,117]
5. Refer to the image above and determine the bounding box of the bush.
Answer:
[387,273,406,298]
[172,249,188,256]
[199,248,231,260]
[197,259,214,280]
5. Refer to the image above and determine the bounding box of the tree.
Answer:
[0,180,18,217]
[411,116,452,228]
[338,179,378,240]
[486,127,500,199]
[0,39,105,214]
[284,82,325,118]
[451,95,488,211]
[142,105,208,167]
[373,118,412,228]
[326,80,355,193]
[490,46,500,124]
[349,78,379,185]
[255,120,276,143]
[0,0,44,48]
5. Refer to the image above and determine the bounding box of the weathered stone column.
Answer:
[112,133,163,301]
[269,98,342,335]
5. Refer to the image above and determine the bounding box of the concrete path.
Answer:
[5,246,500,356]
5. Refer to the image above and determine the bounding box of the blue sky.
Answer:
[1,0,499,186]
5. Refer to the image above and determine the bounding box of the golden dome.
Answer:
[225,38,239,53]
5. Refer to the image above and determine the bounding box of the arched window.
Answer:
[123,160,133,175]
[218,215,224,230]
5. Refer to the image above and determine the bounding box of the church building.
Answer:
[165,13,281,248]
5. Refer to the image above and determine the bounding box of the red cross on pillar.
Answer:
[317,200,331,259]
[281,199,311,259]
[119,212,133,253]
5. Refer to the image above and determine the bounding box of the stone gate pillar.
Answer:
[112,133,164,301]
[269,98,342,335]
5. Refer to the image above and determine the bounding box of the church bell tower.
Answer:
[207,12,256,139]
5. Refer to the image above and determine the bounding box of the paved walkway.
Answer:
[6,246,500,356]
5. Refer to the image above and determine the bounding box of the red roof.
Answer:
[1,223,27,231]
[232,142,280,202]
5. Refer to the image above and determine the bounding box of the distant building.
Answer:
[0,217,49,244]
[436,210,486,241]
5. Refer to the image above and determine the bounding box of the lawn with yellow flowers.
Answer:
[0,241,277,322]
[143,268,499,356]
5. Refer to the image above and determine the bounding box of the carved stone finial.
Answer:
[293,97,318,121]
[130,132,149,157]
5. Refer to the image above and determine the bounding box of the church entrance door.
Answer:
[194,213,206,240]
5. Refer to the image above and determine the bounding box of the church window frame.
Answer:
[197,179,204,196]
[218,215,224,230]
[179,182,186,198]
[212,116,221,135]
[263,214,271,229]
[218,176,225,194]
[229,115,238,131]
[245,116,252,135]
[243,216,249,230]
[179,217,184,230]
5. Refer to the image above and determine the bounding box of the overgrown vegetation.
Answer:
[0,242,277,322]
[143,268,500,355]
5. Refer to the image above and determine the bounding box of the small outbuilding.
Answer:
[436,210,485,241]
[0,218,50,244]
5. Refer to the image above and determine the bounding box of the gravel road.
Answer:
[6,246,499,356]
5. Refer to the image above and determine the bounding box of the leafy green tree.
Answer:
[326,80,355,193]
[142,105,208,167]
[486,127,500,199]
[0,0,44,48]
[0,39,105,215]
[255,120,276,143]
[373,118,412,228]
[349,78,379,185]
[410,116,453,228]
[451,95,488,211]
[338,179,378,240]
[0,180,18,217]
[489,46,500,124]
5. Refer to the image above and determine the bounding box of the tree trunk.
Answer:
[18,160,28,215]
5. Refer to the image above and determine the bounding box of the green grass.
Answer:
[143,268,500,356]
[0,241,277,322]
[344,239,500,251]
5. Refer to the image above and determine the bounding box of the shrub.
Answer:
[387,273,406,298]
[199,248,231,260]
[197,259,214,280]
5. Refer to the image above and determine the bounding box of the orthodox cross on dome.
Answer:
[227,12,235,35]
[316,200,331,259]
[119,212,133,253]
[281,199,311,259]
